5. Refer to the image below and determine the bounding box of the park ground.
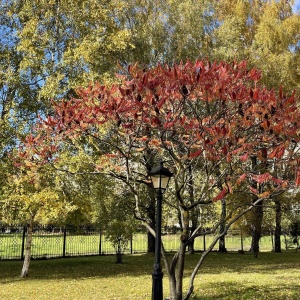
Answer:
[1,250,300,299]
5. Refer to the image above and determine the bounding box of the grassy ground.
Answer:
[0,251,299,300]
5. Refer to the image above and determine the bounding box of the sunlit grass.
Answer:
[0,251,299,299]
[189,251,300,299]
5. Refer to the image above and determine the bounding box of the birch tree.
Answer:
[1,161,75,277]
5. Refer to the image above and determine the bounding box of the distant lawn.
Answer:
[0,251,299,299]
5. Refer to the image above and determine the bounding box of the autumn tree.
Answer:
[0,1,136,257]
[2,0,132,99]
[121,0,300,92]
[122,0,215,65]
[213,0,300,90]
[18,60,300,299]
[1,161,75,277]
[211,0,300,252]
[0,0,134,156]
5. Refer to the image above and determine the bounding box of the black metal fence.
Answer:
[0,225,296,260]
[0,225,151,260]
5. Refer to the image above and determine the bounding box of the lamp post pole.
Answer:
[152,187,163,300]
[149,162,173,300]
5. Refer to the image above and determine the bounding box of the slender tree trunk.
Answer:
[21,222,33,278]
[240,231,244,253]
[218,199,227,252]
[219,235,226,252]
[176,242,187,299]
[188,220,197,254]
[187,165,197,254]
[270,230,274,251]
[146,154,156,254]
[274,199,282,253]
[147,187,156,254]
[167,209,189,300]
[148,231,156,254]
[115,238,123,263]
[168,274,177,300]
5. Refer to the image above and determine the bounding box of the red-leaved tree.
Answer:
[17,60,300,299]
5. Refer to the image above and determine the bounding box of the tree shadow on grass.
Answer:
[1,251,299,288]
[0,254,154,283]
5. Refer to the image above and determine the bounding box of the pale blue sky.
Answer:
[293,0,300,13]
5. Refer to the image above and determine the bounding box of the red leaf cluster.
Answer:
[17,60,300,200]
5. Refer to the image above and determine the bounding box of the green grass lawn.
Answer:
[0,250,299,300]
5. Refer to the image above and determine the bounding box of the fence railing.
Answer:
[0,225,296,260]
[0,225,149,260]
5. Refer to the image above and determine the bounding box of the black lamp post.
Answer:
[149,162,173,300]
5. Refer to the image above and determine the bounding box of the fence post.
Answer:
[21,226,26,260]
[99,230,102,255]
[63,227,67,258]
[130,236,133,254]
[203,234,206,251]
[240,231,244,252]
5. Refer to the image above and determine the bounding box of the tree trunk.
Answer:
[115,239,123,264]
[115,252,122,264]
[164,199,257,300]
[187,165,198,254]
[21,222,33,278]
[188,219,197,254]
[147,192,156,254]
[144,149,157,254]
[218,199,227,252]
[251,229,260,258]
[219,235,226,252]
[166,210,189,300]
[169,242,187,300]
[274,199,282,253]
[176,243,186,299]
[250,156,263,258]
[250,199,263,258]
[148,231,156,254]
[239,231,244,253]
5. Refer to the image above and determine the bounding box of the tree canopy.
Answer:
[16,59,300,299]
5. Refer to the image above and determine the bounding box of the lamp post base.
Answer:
[152,266,163,300]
